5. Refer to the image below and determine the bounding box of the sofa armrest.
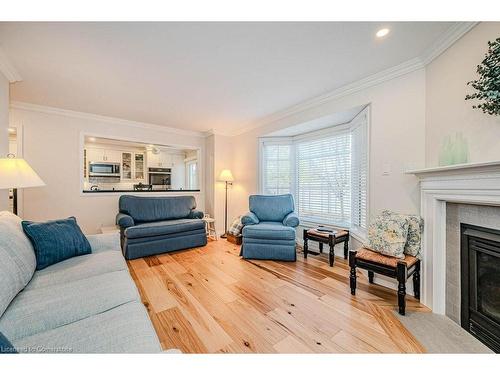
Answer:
[86,233,121,253]
[188,210,204,219]
[241,211,259,226]
[283,212,299,227]
[116,213,134,229]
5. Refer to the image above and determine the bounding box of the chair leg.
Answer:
[319,242,323,253]
[303,229,308,259]
[368,271,374,284]
[343,239,349,259]
[413,261,421,300]
[349,251,357,295]
[397,262,408,315]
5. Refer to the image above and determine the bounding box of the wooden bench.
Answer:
[303,228,349,267]
[349,247,420,315]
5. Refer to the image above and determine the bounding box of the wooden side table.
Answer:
[303,228,349,267]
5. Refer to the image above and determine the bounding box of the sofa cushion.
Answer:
[125,218,205,239]
[242,221,296,241]
[22,217,91,270]
[0,270,139,341]
[249,194,295,222]
[25,250,126,291]
[85,232,121,253]
[11,301,161,353]
[0,211,37,318]
[119,195,197,222]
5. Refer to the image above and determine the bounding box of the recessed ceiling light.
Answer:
[376,28,390,38]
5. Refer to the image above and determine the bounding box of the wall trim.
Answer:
[232,22,478,137]
[232,57,425,136]
[0,47,22,83]
[420,22,478,65]
[10,101,206,138]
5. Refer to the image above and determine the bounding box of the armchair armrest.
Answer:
[116,213,134,229]
[241,211,259,226]
[188,210,204,219]
[283,212,299,227]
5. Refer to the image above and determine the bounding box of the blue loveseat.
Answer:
[116,195,207,260]
[241,194,299,261]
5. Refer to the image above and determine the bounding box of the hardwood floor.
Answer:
[127,239,429,353]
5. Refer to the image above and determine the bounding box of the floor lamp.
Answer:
[0,154,45,215]
[218,169,234,239]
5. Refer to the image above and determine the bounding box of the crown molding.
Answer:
[231,22,477,137]
[232,57,425,136]
[0,47,22,83]
[420,21,478,65]
[10,101,207,138]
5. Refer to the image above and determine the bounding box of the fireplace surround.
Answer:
[460,223,500,352]
[407,161,500,313]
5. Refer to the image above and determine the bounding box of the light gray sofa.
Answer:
[0,211,162,353]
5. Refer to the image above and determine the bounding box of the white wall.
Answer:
[204,133,236,235]
[213,134,235,234]
[230,68,427,228]
[0,73,9,210]
[426,22,500,166]
[10,106,206,234]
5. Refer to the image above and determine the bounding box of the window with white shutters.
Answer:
[261,142,292,195]
[259,107,369,236]
[296,131,351,226]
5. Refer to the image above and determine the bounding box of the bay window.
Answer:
[259,107,369,238]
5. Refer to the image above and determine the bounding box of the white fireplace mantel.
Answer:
[406,161,500,314]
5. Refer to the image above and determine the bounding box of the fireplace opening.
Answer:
[460,223,500,353]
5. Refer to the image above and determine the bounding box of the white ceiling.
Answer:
[0,22,454,135]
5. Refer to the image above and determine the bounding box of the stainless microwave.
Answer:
[89,162,121,177]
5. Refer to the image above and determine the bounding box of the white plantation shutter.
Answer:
[296,131,351,226]
[262,142,292,195]
[351,109,369,234]
[259,107,369,236]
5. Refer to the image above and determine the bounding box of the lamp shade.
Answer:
[218,169,234,182]
[0,156,45,189]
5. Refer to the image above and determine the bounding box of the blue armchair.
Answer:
[240,194,299,261]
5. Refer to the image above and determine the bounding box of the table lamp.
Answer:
[0,154,45,215]
[218,169,234,238]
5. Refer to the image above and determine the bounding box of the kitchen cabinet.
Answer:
[147,150,173,168]
[86,147,121,163]
[134,153,145,180]
[160,153,172,167]
[121,152,132,180]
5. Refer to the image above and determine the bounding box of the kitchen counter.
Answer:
[83,189,200,193]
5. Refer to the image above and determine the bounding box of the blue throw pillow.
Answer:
[22,217,91,270]
[0,332,17,354]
